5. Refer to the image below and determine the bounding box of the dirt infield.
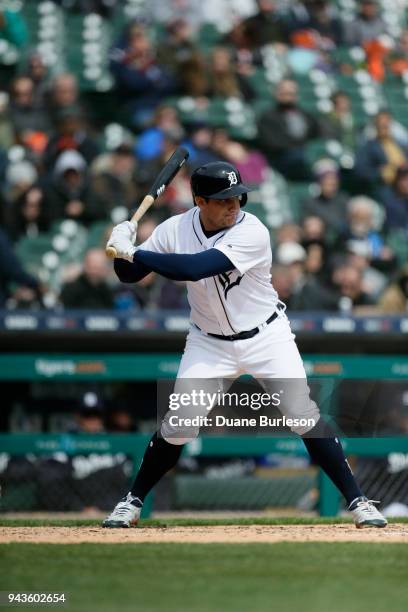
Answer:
[1,524,407,543]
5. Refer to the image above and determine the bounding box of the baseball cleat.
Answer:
[349,496,388,528]
[102,492,143,528]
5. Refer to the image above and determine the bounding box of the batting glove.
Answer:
[106,220,138,262]
[110,220,138,244]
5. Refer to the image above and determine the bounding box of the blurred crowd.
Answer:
[0,0,407,313]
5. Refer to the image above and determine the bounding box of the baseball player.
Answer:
[103,161,387,529]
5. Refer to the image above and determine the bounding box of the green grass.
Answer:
[0,542,407,612]
[0,516,408,528]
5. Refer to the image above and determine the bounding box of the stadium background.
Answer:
[0,0,407,519]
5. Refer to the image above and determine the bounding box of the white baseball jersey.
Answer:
[139,208,279,335]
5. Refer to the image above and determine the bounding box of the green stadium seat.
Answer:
[246,170,294,229]
[197,23,222,51]
[287,182,314,223]
[386,229,408,267]
[87,220,111,249]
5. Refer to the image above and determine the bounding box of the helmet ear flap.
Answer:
[240,193,247,207]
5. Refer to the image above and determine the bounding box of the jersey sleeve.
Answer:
[213,220,271,275]
[138,217,176,254]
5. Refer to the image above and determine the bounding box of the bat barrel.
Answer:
[105,147,189,259]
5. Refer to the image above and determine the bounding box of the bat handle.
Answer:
[105,195,155,259]
[131,195,154,224]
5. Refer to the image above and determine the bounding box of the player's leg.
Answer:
[103,328,238,527]
[301,421,386,527]
[241,315,387,528]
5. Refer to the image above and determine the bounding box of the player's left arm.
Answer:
[115,249,235,283]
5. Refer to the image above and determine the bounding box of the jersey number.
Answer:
[217,272,244,299]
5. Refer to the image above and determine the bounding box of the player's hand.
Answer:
[106,220,138,262]
[109,220,138,244]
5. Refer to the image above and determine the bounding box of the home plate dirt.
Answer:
[1,525,407,544]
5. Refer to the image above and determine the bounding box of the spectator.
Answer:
[343,0,387,48]
[25,51,50,108]
[5,159,38,205]
[156,18,202,86]
[363,111,408,148]
[302,214,326,244]
[301,159,348,242]
[0,227,40,308]
[110,22,176,129]
[342,196,389,264]
[337,195,395,299]
[60,248,115,309]
[331,264,374,311]
[345,241,388,301]
[9,76,51,139]
[0,90,14,150]
[379,165,408,230]
[275,222,302,246]
[47,73,83,126]
[387,29,408,77]
[51,73,77,107]
[288,0,343,48]
[237,0,289,50]
[114,263,160,310]
[256,78,321,180]
[7,185,49,241]
[211,128,268,185]
[275,241,337,310]
[288,30,334,76]
[135,105,184,162]
[0,8,28,48]
[74,392,105,433]
[173,47,208,97]
[325,91,358,151]
[304,240,326,278]
[271,263,294,305]
[91,139,138,213]
[301,216,329,279]
[183,122,218,170]
[43,108,100,171]
[155,278,189,310]
[224,21,264,71]
[206,46,255,101]
[44,150,108,225]
[160,163,192,214]
[378,265,408,313]
[354,110,408,190]
[68,389,130,512]
[113,217,164,310]
[147,0,204,30]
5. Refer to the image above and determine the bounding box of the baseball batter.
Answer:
[103,161,387,529]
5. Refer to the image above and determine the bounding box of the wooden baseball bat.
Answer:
[106,146,189,258]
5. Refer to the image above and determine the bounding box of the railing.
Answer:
[0,310,407,335]
[1,434,407,517]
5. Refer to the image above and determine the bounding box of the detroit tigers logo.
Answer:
[227,171,238,187]
[217,271,243,299]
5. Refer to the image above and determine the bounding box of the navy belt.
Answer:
[205,304,284,342]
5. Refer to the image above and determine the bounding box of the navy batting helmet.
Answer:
[191,161,251,207]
